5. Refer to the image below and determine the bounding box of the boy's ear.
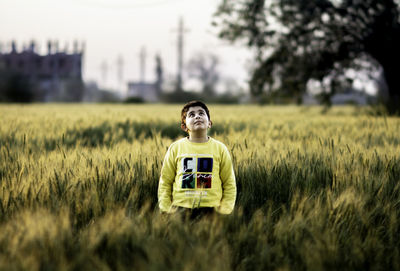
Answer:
[208,120,212,128]
[181,123,188,132]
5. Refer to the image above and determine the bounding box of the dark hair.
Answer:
[181,100,211,128]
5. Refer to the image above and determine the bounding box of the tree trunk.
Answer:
[382,66,400,115]
[367,36,400,115]
[363,3,400,115]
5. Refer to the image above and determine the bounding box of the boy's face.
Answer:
[183,106,212,133]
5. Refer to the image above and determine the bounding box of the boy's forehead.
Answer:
[187,106,206,113]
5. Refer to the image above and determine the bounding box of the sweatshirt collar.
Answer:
[185,136,212,145]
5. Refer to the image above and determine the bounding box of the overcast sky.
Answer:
[0,0,253,94]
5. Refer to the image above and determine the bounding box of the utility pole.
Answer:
[100,60,108,87]
[175,17,189,92]
[139,46,146,83]
[155,54,163,95]
[116,54,124,94]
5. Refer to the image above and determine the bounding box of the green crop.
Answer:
[0,104,399,270]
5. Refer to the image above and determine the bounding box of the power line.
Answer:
[70,0,185,9]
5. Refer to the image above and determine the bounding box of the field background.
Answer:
[0,104,399,270]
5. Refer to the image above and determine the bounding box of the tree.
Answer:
[214,0,400,113]
[186,52,220,97]
[0,72,34,103]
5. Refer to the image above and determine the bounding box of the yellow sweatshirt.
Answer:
[158,137,236,214]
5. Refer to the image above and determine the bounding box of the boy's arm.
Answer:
[158,145,177,213]
[217,146,237,214]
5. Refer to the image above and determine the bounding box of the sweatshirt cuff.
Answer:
[215,204,233,215]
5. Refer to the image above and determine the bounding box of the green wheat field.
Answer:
[0,104,399,270]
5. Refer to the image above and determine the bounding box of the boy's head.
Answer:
[181,100,212,133]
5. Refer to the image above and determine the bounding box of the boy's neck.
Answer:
[188,132,209,143]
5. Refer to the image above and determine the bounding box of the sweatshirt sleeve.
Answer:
[158,145,177,213]
[216,145,237,214]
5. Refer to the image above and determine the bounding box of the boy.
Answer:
[158,101,237,216]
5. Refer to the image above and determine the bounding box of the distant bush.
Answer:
[124,96,145,103]
[0,72,34,103]
[211,94,240,104]
[161,90,203,103]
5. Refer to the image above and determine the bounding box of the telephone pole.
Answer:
[116,54,124,94]
[100,60,108,87]
[139,46,146,83]
[175,17,189,92]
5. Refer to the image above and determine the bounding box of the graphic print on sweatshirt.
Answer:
[181,156,213,189]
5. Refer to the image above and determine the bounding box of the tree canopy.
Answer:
[187,52,220,97]
[214,0,400,113]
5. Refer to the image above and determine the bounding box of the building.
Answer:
[0,40,84,102]
[126,54,163,102]
[331,88,373,105]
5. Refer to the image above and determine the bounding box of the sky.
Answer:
[0,0,253,95]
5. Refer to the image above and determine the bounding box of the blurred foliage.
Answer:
[0,71,34,103]
[161,91,242,104]
[214,0,400,114]
[212,93,241,104]
[161,91,204,103]
[187,52,220,97]
[124,96,145,104]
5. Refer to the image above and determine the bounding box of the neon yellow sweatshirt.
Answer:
[158,137,236,214]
